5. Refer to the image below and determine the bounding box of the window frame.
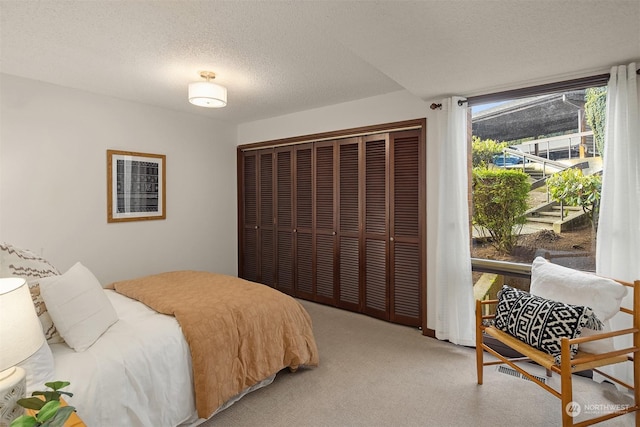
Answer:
[468,73,611,279]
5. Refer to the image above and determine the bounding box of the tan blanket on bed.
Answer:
[110,270,319,418]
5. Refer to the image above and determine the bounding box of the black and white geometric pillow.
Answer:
[494,285,603,364]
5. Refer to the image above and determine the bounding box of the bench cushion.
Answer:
[530,257,627,354]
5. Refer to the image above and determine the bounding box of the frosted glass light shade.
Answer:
[0,278,44,373]
[188,81,227,108]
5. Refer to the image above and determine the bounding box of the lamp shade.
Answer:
[188,81,227,108]
[0,278,44,373]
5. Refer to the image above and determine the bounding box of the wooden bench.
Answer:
[476,278,640,426]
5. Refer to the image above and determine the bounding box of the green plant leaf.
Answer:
[17,397,46,410]
[32,391,61,402]
[43,382,70,392]
[35,400,60,423]
[41,406,75,427]
[9,415,38,427]
[57,391,73,398]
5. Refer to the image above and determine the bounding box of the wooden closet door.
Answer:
[239,148,274,285]
[240,151,258,282]
[275,147,294,295]
[238,119,425,329]
[337,138,361,311]
[258,149,275,287]
[314,140,337,304]
[294,144,313,300]
[363,134,389,320]
[389,130,422,327]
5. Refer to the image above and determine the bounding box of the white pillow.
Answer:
[16,342,55,394]
[39,262,118,352]
[529,257,627,354]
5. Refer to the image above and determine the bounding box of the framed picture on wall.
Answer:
[107,150,166,223]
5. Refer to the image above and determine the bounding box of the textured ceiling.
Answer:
[1,1,639,124]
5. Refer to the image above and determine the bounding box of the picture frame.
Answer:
[107,150,166,223]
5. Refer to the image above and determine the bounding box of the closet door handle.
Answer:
[390,237,394,242]
[254,226,259,230]
[332,231,337,236]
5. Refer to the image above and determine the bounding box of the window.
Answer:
[470,81,607,292]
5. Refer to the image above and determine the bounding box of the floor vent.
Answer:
[496,366,546,384]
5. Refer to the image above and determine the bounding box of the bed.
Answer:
[0,243,319,427]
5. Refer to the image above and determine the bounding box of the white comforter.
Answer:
[50,290,197,427]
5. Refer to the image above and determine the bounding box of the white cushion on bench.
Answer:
[530,256,627,353]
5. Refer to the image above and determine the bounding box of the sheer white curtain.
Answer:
[426,96,475,346]
[596,62,639,386]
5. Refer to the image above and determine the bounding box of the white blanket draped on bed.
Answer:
[51,290,196,427]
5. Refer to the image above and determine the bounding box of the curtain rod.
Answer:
[429,99,467,110]
[430,67,640,110]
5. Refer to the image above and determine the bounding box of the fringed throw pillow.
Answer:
[494,285,602,364]
[0,242,64,344]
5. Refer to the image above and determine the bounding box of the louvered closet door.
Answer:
[314,141,336,304]
[337,138,361,311]
[258,150,275,287]
[275,147,294,295]
[294,144,313,300]
[241,151,258,282]
[363,134,389,320]
[390,130,422,327]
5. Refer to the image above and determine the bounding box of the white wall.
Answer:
[0,77,446,330]
[0,74,238,284]
[238,90,432,144]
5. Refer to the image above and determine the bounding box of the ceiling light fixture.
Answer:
[188,71,227,108]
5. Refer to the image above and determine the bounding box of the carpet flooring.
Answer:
[202,299,635,426]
